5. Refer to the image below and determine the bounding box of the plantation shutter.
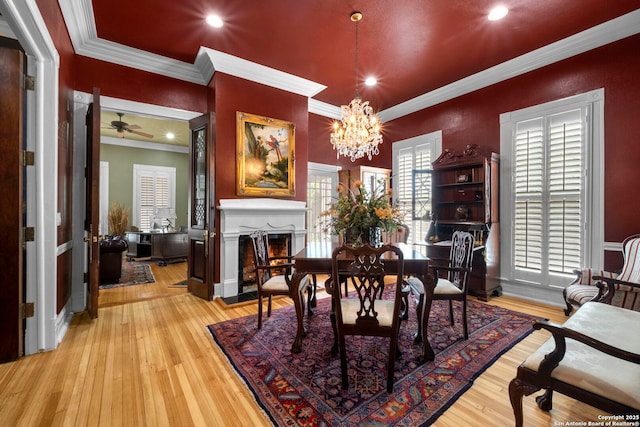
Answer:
[513,108,584,280]
[396,143,433,245]
[133,165,176,231]
[139,175,156,232]
[548,110,583,273]
[514,119,544,271]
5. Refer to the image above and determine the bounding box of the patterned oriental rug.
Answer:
[99,262,155,289]
[208,296,541,426]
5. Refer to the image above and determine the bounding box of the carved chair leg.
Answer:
[305,274,317,317]
[401,294,409,320]
[448,300,454,325]
[330,312,339,354]
[257,293,263,329]
[339,335,348,389]
[509,378,541,427]
[462,299,469,340]
[535,388,553,411]
[388,335,399,394]
[267,295,273,317]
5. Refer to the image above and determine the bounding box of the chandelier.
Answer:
[330,11,383,162]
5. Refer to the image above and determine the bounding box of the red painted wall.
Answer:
[74,57,208,113]
[383,34,640,256]
[209,72,309,282]
[211,72,309,204]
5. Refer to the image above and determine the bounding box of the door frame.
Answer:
[71,92,202,298]
[0,1,59,354]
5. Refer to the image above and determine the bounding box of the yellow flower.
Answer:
[374,207,393,220]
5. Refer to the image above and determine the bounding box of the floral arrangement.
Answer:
[321,179,403,246]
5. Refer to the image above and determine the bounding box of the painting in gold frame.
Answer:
[236,111,296,197]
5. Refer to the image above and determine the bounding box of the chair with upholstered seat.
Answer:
[249,230,310,329]
[407,230,474,342]
[563,233,640,315]
[328,243,407,394]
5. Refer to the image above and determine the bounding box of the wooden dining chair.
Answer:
[408,230,474,342]
[328,243,407,393]
[249,230,310,329]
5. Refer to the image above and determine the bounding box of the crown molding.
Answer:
[196,47,326,97]
[0,16,17,38]
[308,98,341,119]
[59,0,640,122]
[378,9,640,122]
[59,0,325,96]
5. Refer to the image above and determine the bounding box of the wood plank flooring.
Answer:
[0,261,608,426]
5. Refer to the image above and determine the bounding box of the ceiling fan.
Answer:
[106,112,154,139]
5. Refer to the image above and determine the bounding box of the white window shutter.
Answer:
[133,165,176,231]
[512,107,585,280]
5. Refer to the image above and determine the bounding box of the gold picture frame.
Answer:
[236,112,296,197]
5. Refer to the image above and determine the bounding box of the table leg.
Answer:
[420,273,436,361]
[289,272,308,353]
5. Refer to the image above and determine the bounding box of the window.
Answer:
[500,89,604,288]
[133,164,176,231]
[307,162,339,243]
[392,131,442,246]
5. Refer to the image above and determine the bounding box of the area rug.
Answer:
[207,297,541,426]
[99,262,155,289]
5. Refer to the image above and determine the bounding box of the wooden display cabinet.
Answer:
[426,144,501,301]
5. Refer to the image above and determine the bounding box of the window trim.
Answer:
[499,89,604,288]
[307,162,340,243]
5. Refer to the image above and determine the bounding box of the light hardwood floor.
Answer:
[0,261,607,426]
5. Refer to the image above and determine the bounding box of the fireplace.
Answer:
[217,199,307,298]
[237,233,291,294]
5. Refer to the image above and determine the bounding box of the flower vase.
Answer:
[343,228,363,246]
[367,227,382,248]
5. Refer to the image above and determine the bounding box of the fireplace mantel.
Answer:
[217,198,307,298]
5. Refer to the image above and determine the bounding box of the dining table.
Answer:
[287,242,436,361]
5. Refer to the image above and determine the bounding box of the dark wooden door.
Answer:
[187,113,216,300]
[85,89,101,318]
[0,37,25,362]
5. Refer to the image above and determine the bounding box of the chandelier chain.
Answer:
[330,11,383,162]
[354,18,359,98]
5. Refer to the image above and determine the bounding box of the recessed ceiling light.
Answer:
[166,132,175,140]
[365,76,377,86]
[206,15,224,28]
[488,6,509,21]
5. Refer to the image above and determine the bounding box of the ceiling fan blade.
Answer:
[128,129,154,138]
[126,124,142,130]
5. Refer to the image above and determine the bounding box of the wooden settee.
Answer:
[509,299,640,426]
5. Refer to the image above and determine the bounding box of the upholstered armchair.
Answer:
[563,234,640,315]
